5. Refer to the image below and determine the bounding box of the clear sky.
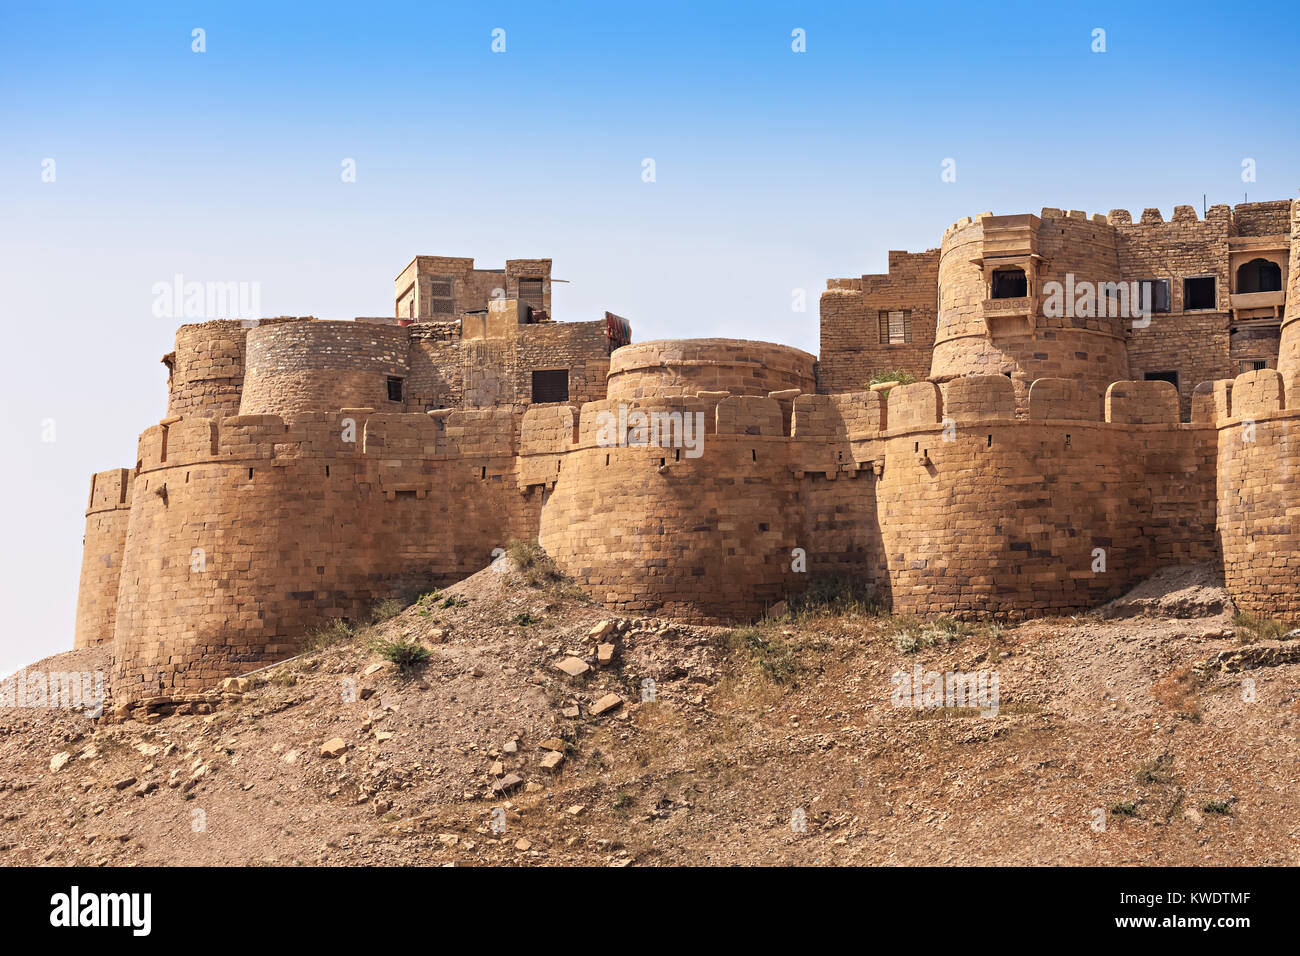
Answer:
[2,0,1298,673]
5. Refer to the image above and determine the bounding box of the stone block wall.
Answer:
[818,249,940,392]
[73,468,134,649]
[1216,369,1300,618]
[240,321,411,417]
[111,406,539,698]
[606,339,816,401]
[166,320,250,421]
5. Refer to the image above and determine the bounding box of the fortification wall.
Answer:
[1277,200,1300,374]
[606,339,816,401]
[529,395,805,621]
[1113,204,1232,418]
[166,321,251,420]
[73,468,134,649]
[1215,369,1300,618]
[110,406,537,697]
[407,322,463,410]
[520,370,1218,623]
[789,393,886,589]
[869,377,1215,618]
[240,321,411,417]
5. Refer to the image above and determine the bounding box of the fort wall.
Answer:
[523,369,1218,623]
[1215,369,1300,618]
[931,212,1131,408]
[72,215,1300,701]
[73,468,134,649]
[818,250,940,392]
[110,406,538,697]
[240,321,411,417]
[528,395,803,621]
[873,375,1216,618]
[1277,200,1300,372]
[165,320,250,420]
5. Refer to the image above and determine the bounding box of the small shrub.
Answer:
[305,617,355,651]
[504,538,572,590]
[721,626,799,683]
[506,538,567,589]
[1110,801,1138,816]
[1232,611,1291,644]
[869,369,917,390]
[415,591,444,616]
[890,615,923,653]
[786,578,878,619]
[1136,754,1176,786]
[513,612,536,627]
[370,598,405,624]
[1201,799,1231,816]
[372,639,431,674]
[892,615,968,654]
[924,616,968,644]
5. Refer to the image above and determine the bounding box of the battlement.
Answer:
[941,198,1300,237]
[133,405,528,476]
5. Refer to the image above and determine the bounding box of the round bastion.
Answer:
[240,320,411,418]
[605,338,816,401]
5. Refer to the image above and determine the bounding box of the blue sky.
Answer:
[2,0,1298,671]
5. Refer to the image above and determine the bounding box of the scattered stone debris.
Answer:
[320,738,349,758]
[1194,641,1300,676]
[556,657,590,677]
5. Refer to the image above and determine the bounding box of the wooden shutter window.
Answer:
[880,310,911,344]
[518,278,544,310]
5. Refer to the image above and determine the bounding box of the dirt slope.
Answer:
[1,562,1297,866]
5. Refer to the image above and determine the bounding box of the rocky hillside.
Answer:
[1,555,1297,866]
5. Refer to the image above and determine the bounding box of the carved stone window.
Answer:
[428,277,455,316]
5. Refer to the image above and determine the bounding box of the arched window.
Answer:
[1236,258,1282,294]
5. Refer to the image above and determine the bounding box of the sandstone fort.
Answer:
[74,197,1300,702]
